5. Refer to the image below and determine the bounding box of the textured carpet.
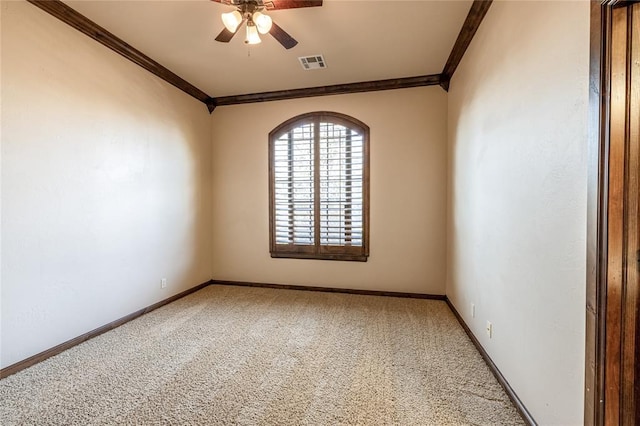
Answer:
[0,285,524,425]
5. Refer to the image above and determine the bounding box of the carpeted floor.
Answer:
[0,285,524,425]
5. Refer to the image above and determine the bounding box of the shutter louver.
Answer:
[319,123,364,247]
[273,124,314,246]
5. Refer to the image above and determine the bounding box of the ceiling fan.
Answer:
[211,0,323,49]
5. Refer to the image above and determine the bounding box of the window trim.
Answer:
[268,111,370,262]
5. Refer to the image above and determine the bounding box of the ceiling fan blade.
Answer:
[215,28,236,42]
[264,0,322,10]
[269,22,298,49]
[215,20,245,42]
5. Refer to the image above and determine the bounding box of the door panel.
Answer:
[605,3,640,425]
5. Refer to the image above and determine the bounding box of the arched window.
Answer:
[269,112,369,261]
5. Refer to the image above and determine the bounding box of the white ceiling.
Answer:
[64,0,472,98]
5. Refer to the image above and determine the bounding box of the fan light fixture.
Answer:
[252,11,272,34]
[245,22,261,44]
[221,10,242,33]
[214,0,323,50]
[220,3,272,45]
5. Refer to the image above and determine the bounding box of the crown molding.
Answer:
[27,0,492,110]
[440,0,493,91]
[216,74,442,106]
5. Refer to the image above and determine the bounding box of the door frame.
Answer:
[586,1,638,424]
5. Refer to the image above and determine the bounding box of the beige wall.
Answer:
[447,1,589,424]
[1,2,212,368]
[211,87,448,294]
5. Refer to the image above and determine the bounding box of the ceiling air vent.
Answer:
[298,55,327,70]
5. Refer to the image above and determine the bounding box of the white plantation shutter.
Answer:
[319,123,363,247]
[273,124,315,247]
[269,112,369,261]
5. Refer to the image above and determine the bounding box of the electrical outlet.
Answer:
[486,321,493,338]
[471,303,475,318]
[161,278,167,289]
